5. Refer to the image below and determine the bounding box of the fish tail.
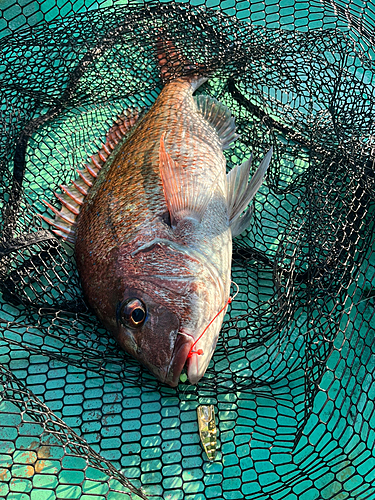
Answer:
[156,32,207,86]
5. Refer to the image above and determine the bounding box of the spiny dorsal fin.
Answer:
[227,147,273,237]
[159,133,215,227]
[39,110,140,242]
[194,95,239,150]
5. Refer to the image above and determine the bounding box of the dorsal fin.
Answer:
[39,110,140,242]
[227,147,273,237]
[194,95,239,149]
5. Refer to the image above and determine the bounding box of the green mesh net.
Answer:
[0,0,375,499]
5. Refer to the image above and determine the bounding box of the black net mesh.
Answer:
[1,0,375,498]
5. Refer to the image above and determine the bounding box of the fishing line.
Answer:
[188,280,239,358]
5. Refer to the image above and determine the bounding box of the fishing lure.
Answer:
[197,404,217,461]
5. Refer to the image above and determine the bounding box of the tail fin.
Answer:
[156,33,206,85]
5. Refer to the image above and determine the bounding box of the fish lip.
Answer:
[164,332,193,387]
[186,353,203,385]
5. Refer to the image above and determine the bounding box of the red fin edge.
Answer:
[39,110,141,241]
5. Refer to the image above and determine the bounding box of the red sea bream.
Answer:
[41,40,272,386]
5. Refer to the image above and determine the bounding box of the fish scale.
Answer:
[78,79,226,254]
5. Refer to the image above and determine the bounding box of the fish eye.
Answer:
[119,298,146,328]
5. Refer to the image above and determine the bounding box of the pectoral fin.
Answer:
[227,147,273,236]
[159,133,215,226]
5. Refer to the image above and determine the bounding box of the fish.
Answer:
[40,37,272,387]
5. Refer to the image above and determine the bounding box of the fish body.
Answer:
[75,77,233,386]
[42,43,272,387]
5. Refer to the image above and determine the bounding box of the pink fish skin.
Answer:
[42,39,272,386]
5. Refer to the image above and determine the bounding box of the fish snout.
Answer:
[186,345,216,385]
[164,332,193,387]
[185,308,226,385]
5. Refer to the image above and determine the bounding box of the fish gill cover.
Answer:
[0,0,374,499]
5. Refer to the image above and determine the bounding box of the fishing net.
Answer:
[0,0,374,498]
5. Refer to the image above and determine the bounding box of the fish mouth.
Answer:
[164,332,193,387]
[186,350,206,385]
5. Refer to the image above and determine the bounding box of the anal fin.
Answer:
[194,95,239,150]
[227,147,273,236]
[39,109,140,242]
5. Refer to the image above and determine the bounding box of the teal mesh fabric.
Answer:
[0,1,374,499]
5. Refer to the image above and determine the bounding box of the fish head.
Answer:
[114,286,187,386]
[110,239,227,387]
